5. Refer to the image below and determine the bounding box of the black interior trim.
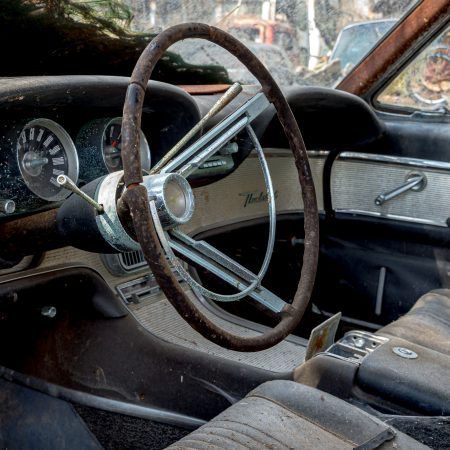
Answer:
[260,87,385,151]
[0,266,291,422]
[0,366,205,430]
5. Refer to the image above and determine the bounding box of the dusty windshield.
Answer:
[2,0,419,87]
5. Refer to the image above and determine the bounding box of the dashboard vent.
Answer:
[119,250,146,271]
[101,250,147,276]
[102,249,183,277]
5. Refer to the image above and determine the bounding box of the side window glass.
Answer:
[376,25,449,113]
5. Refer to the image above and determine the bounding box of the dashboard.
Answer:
[0,76,391,300]
[0,77,385,221]
[5,74,446,344]
[0,76,289,286]
[0,76,204,217]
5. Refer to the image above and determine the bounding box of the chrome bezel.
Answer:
[142,173,195,229]
[101,117,151,173]
[95,171,140,252]
[17,118,79,202]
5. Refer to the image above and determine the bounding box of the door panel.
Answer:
[331,152,450,227]
[314,217,450,327]
[315,117,450,328]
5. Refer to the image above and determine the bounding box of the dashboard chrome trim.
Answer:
[333,209,444,227]
[339,152,450,171]
[251,148,330,158]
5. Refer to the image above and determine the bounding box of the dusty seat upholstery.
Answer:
[167,380,427,449]
[378,289,450,356]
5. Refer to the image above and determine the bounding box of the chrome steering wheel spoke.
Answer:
[148,209,286,314]
[160,92,270,177]
[167,230,287,313]
[145,113,284,314]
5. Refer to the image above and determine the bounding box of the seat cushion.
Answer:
[378,289,450,356]
[167,380,427,449]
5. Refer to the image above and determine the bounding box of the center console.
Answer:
[295,329,450,415]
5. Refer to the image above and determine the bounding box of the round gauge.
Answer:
[16,118,79,202]
[76,117,151,181]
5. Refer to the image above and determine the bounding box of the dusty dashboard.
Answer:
[0,75,203,217]
[0,80,386,308]
[0,75,264,305]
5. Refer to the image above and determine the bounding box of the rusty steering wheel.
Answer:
[119,23,319,352]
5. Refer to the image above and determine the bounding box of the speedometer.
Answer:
[16,118,79,202]
[76,117,151,180]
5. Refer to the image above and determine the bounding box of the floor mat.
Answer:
[75,404,190,450]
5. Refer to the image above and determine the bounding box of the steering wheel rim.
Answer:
[120,23,319,352]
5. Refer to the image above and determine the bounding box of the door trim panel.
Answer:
[331,152,450,227]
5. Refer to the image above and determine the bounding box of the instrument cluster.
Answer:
[0,116,151,215]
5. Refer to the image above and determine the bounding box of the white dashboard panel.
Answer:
[183,149,326,235]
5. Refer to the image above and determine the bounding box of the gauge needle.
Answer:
[111,132,122,148]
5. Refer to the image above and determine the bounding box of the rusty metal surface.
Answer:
[304,312,341,361]
[121,23,319,351]
[337,0,450,96]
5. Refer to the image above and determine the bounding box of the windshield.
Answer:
[1,0,419,87]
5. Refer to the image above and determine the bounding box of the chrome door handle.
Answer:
[375,173,426,206]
